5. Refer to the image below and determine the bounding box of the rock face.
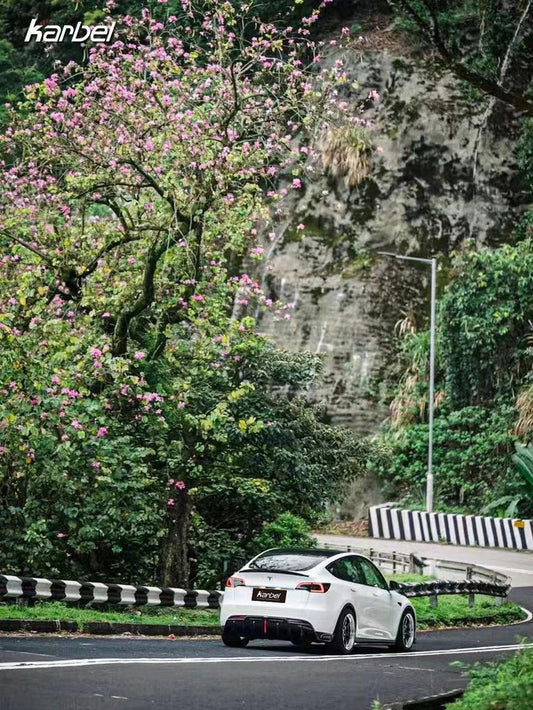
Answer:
[258,42,524,438]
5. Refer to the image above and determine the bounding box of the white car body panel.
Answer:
[220,549,415,645]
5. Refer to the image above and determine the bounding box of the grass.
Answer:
[448,644,533,709]
[385,572,435,583]
[0,601,220,630]
[412,594,526,629]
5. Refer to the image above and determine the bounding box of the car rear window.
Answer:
[247,551,332,572]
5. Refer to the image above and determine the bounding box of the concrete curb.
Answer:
[0,619,221,636]
[387,688,464,709]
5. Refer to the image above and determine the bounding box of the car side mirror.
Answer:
[388,580,400,591]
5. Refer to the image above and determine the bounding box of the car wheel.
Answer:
[326,607,357,655]
[391,609,416,652]
[221,629,249,648]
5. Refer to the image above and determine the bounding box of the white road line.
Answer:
[0,644,532,671]
[519,606,533,623]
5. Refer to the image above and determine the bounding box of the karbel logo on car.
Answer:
[24,18,116,43]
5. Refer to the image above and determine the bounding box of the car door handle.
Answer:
[372,591,380,597]
[350,588,358,592]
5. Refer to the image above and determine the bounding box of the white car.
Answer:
[220,548,416,654]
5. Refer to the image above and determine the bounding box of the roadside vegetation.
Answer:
[0,601,220,629]
[372,239,533,519]
[448,645,533,710]
[412,595,526,630]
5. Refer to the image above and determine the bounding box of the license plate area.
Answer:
[252,588,287,603]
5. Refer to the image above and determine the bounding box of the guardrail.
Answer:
[0,575,222,608]
[392,579,510,607]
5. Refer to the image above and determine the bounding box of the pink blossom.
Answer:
[134,351,146,360]
[97,427,108,437]
[71,420,82,430]
[91,461,100,468]
[291,178,302,189]
[296,223,305,231]
[175,481,186,490]
[57,533,67,539]
[167,498,175,506]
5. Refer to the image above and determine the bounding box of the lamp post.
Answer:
[378,252,437,513]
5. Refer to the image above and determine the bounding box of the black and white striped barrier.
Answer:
[370,504,533,551]
[394,579,510,599]
[0,575,222,608]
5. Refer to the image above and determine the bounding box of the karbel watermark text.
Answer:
[25,19,116,43]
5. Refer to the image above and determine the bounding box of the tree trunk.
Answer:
[161,488,191,588]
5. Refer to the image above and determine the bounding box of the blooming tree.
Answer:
[0,0,365,584]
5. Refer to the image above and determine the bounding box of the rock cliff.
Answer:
[257,36,525,440]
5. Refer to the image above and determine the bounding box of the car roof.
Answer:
[258,547,341,558]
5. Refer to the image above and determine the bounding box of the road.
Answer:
[0,587,531,710]
[316,534,533,587]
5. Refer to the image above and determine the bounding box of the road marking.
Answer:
[519,606,533,623]
[0,644,531,671]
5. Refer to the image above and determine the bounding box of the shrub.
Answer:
[450,645,533,710]
[249,513,317,554]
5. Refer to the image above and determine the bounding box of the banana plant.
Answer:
[512,443,533,490]
[481,444,533,518]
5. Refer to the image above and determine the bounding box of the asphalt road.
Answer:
[0,588,531,710]
[316,534,533,587]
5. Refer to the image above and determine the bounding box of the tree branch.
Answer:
[390,0,533,116]
[0,231,52,263]
[120,159,191,226]
[112,240,169,356]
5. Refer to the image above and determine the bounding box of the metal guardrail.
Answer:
[0,574,222,608]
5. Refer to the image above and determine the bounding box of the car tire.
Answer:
[391,609,416,652]
[326,607,357,655]
[221,629,249,648]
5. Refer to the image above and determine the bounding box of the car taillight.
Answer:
[225,576,246,588]
[296,582,330,593]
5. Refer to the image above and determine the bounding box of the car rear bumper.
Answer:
[223,615,332,643]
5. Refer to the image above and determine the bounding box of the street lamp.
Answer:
[378,251,437,513]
